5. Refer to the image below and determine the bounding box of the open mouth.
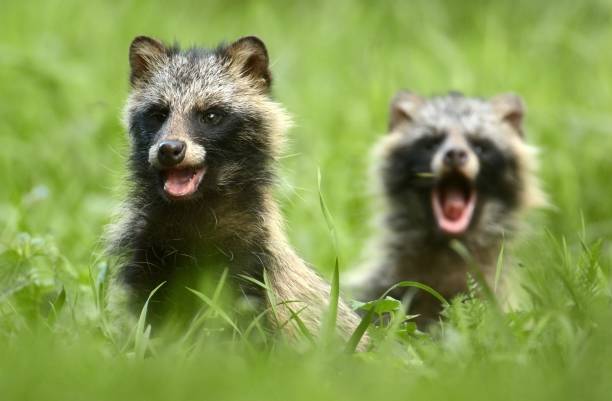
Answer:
[162,166,206,199]
[431,173,477,235]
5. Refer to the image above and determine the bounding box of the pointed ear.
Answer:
[129,36,168,87]
[389,91,424,131]
[225,36,272,92]
[490,93,525,136]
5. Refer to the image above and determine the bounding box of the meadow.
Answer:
[1,0,612,400]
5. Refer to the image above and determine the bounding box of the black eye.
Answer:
[200,108,225,125]
[146,106,169,125]
[471,139,491,156]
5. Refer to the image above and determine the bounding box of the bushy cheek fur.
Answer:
[127,118,159,181]
[199,111,275,189]
[382,139,435,199]
[378,141,436,229]
[201,112,266,163]
[473,144,521,212]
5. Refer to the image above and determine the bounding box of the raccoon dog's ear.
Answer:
[226,36,272,92]
[388,90,424,132]
[490,93,525,137]
[129,36,168,87]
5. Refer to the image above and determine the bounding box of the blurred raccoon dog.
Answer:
[348,91,545,325]
[107,35,363,344]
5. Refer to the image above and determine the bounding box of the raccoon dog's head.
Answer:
[124,36,289,202]
[378,91,542,238]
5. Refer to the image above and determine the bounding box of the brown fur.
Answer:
[347,91,545,326]
[106,36,365,348]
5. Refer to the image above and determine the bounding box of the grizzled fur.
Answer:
[107,36,364,345]
[348,91,545,325]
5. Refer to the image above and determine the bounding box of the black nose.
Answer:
[443,148,468,168]
[158,140,186,167]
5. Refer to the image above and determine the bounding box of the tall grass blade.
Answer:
[187,287,243,336]
[345,308,374,353]
[317,169,340,345]
[134,281,165,359]
[382,281,449,306]
[494,240,505,294]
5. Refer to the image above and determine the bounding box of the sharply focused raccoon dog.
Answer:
[107,35,363,344]
[348,91,545,324]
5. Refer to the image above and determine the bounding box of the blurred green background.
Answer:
[1,0,611,400]
[2,0,611,270]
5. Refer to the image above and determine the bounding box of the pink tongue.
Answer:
[432,186,476,235]
[442,189,467,221]
[164,169,200,197]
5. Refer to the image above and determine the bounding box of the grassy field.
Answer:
[1,0,612,399]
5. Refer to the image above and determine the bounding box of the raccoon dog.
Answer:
[107,35,363,343]
[348,91,545,324]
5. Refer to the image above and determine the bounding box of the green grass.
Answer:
[1,0,612,399]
